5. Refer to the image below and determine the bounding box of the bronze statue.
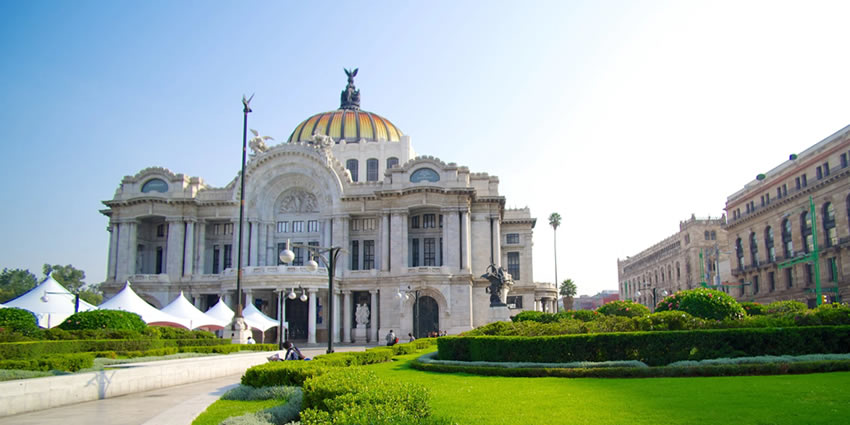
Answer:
[340,68,361,110]
[482,264,513,307]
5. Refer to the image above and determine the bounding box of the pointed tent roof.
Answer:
[5,274,97,328]
[160,291,228,330]
[98,282,191,329]
[243,303,279,332]
[204,298,280,332]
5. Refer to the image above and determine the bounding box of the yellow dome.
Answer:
[287,109,403,144]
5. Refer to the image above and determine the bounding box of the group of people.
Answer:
[385,329,448,346]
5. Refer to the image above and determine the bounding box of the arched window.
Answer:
[823,202,837,247]
[366,158,379,181]
[661,268,665,283]
[710,231,717,240]
[668,265,672,281]
[765,226,775,262]
[141,178,168,193]
[387,157,399,170]
[346,159,359,182]
[735,237,744,270]
[782,218,793,258]
[800,211,813,253]
[749,232,759,267]
[676,262,681,280]
[704,231,710,240]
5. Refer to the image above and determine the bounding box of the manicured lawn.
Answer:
[366,350,850,425]
[192,399,283,425]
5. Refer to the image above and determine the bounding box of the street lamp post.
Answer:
[398,286,421,338]
[41,291,81,313]
[635,283,668,312]
[280,242,342,354]
[229,94,253,343]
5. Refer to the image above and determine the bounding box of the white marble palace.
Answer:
[100,71,557,343]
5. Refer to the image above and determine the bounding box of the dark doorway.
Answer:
[416,296,439,338]
[285,298,308,341]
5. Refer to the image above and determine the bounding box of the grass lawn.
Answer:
[192,399,284,425]
[366,350,850,425]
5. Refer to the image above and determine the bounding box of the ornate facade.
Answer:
[618,215,730,310]
[724,124,850,306]
[100,73,557,342]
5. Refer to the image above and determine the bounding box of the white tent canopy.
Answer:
[204,298,281,332]
[4,274,97,328]
[160,291,228,330]
[98,282,191,329]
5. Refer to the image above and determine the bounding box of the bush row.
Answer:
[0,338,235,359]
[242,347,397,387]
[0,353,94,372]
[411,355,850,379]
[439,326,850,366]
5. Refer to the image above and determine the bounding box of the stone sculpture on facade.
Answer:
[279,189,319,213]
[355,303,370,326]
[482,263,514,307]
[248,129,273,156]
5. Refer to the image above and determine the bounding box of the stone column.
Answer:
[461,210,471,272]
[165,219,184,279]
[390,212,409,271]
[107,222,118,280]
[249,221,259,267]
[332,216,350,273]
[380,213,390,271]
[333,290,341,343]
[343,290,352,343]
[491,216,501,267]
[307,289,317,344]
[196,220,206,275]
[370,289,379,343]
[257,221,266,266]
[194,294,203,309]
[223,291,232,308]
[443,209,459,270]
[127,220,138,277]
[183,220,195,277]
[534,298,541,312]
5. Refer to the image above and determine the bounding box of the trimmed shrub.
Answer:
[511,310,551,323]
[437,326,850,367]
[243,361,331,388]
[636,311,705,331]
[0,308,40,336]
[58,310,147,332]
[596,300,650,318]
[562,310,600,322]
[222,384,300,401]
[741,302,766,316]
[799,303,850,326]
[766,300,808,316]
[146,326,216,340]
[655,288,745,320]
[0,352,94,372]
[220,387,303,425]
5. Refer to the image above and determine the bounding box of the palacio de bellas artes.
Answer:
[99,70,557,345]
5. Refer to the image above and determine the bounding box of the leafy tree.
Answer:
[0,268,38,303]
[42,264,102,305]
[559,279,577,310]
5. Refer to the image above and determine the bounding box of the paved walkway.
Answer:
[0,345,368,425]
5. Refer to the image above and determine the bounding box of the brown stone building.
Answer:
[724,124,850,306]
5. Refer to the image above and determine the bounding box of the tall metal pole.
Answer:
[235,96,252,319]
[327,249,336,354]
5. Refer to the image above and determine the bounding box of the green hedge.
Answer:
[58,310,147,332]
[0,353,94,372]
[0,338,232,359]
[438,326,850,366]
[0,308,40,337]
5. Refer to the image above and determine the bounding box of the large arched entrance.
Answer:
[415,295,439,338]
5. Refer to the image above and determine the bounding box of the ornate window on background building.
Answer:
[366,158,379,181]
[750,232,759,267]
[346,159,359,182]
[823,202,837,247]
[277,221,289,233]
[507,252,520,280]
[423,214,436,229]
[157,224,166,237]
[410,168,440,183]
[141,178,168,193]
[424,238,436,266]
[753,275,760,294]
[386,157,399,170]
[410,239,420,267]
[710,231,717,240]
[829,257,838,282]
[410,215,420,229]
[782,219,793,258]
[507,233,520,244]
[785,268,793,289]
[735,238,744,270]
[223,244,232,269]
[351,240,360,270]
[307,220,319,233]
[768,271,775,292]
[800,211,813,253]
[213,245,220,273]
[765,226,775,262]
[704,231,710,240]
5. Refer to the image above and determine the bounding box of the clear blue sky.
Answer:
[1,1,849,296]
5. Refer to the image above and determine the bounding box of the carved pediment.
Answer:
[278,188,319,213]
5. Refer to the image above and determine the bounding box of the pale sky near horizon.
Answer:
[1,1,849,297]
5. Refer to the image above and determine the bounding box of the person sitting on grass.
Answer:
[267,341,307,361]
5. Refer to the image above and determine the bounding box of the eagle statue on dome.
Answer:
[340,68,361,110]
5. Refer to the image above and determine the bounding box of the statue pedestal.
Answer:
[227,317,251,344]
[488,305,511,323]
[354,324,368,344]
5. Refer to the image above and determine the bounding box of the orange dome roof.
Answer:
[287,109,403,143]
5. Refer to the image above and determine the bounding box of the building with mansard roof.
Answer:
[99,72,557,343]
[724,124,850,306]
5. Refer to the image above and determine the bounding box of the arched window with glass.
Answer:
[366,158,379,181]
[782,218,793,258]
[749,232,759,267]
[764,226,775,262]
[346,159,359,182]
[704,231,710,240]
[823,202,837,247]
[800,211,813,253]
[710,230,717,240]
[735,237,744,270]
[386,157,399,170]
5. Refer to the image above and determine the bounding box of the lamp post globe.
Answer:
[306,259,319,272]
[279,248,295,265]
[287,289,297,300]
[299,293,308,302]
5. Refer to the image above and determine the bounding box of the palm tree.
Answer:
[559,279,577,311]
[548,212,561,311]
